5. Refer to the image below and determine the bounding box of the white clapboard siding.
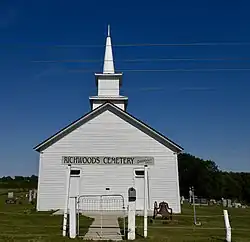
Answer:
[98,79,120,96]
[37,110,181,213]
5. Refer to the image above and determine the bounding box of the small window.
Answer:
[70,170,80,176]
[135,170,144,177]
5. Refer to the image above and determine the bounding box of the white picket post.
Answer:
[223,209,231,242]
[128,187,136,240]
[62,164,71,237]
[144,165,148,238]
[69,196,77,239]
[128,199,136,240]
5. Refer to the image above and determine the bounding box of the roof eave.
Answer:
[33,102,111,152]
[33,102,183,153]
[119,112,184,152]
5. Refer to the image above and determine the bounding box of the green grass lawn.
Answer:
[0,192,92,241]
[132,205,250,242]
[0,190,250,241]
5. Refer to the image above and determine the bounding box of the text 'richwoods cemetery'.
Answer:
[62,156,154,165]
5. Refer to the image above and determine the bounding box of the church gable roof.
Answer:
[34,102,183,153]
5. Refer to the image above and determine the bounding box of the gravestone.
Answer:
[8,192,14,199]
[28,190,33,203]
[200,198,208,205]
[209,199,216,205]
[227,199,232,208]
[194,196,200,205]
[33,189,37,200]
[234,203,241,208]
[222,199,227,207]
[189,188,193,203]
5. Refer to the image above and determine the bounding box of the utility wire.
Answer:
[32,57,250,63]
[113,42,250,47]
[87,87,216,92]
[69,68,250,73]
[2,41,250,48]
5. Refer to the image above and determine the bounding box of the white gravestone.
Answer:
[227,199,232,208]
[8,192,14,199]
[33,189,37,200]
[189,188,193,203]
[28,190,33,203]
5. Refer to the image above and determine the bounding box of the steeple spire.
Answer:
[103,25,115,74]
[107,24,110,37]
[90,26,128,111]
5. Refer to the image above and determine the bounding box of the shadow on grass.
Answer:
[210,236,226,241]
[120,225,145,241]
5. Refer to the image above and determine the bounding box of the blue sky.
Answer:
[0,0,250,176]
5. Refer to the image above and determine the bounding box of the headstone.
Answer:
[200,198,208,205]
[227,199,232,208]
[222,199,227,207]
[189,187,193,203]
[181,196,185,205]
[234,203,241,208]
[8,192,14,199]
[29,190,33,203]
[209,199,216,205]
[194,196,200,205]
[33,189,37,200]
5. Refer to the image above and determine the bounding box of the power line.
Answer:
[114,42,250,47]
[69,68,250,73]
[32,57,250,63]
[89,87,217,92]
[2,41,250,49]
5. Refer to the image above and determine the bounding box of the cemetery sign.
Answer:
[62,156,154,165]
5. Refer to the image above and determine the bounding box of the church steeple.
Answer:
[103,25,115,74]
[89,25,128,111]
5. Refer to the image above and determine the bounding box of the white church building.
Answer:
[34,27,183,214]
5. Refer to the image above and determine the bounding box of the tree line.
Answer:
[178,153,250,204]
[0,175,38,190]
[0,153,249,203]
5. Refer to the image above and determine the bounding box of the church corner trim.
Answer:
[33,102,184,153]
